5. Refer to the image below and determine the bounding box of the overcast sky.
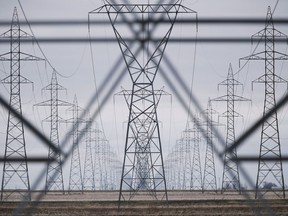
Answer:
[0,0,288,190]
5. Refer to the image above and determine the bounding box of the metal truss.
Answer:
[190,115,203,190]
[115,87,170,198]
[101,139,110,190]
[91,3,195,15]
[181,126,193,190]
[212,64,250,194]
[163,152,173,189]
[66,96,84,192]
[175,139,185,189]
[83,116,95,190]
[94,129,104,190]
[201,100,219,193]
[89,2,195,202]
[0,2,288,215]
[240,6,288,199]
[34,71,71,193]
[0,7,43,201]
[164,114,203,191]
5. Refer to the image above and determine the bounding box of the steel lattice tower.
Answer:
[83,116,95,190]
[115,88,170,191]
[241,7,288,199]
[67,96,84,192]
[0,7,43,200]
[164,152,173,189]
[94,129,103,190]
[91,2,195,201]
[182,127,193,190]
[166,150,177,189]
[175,139,185,189]
[35,71,70,193]
[202,100,219,193]
[212,64,249,193]
[190,115,203,190]
[102,140,110,190]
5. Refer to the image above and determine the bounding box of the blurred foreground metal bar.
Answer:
[233,156,288,162]
[0,18,287,26]
[0,37,287,44]
[0,157,55,162]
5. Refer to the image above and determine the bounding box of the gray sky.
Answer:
[0,0,288,190]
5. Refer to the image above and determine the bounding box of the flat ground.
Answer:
[0,190,288,215]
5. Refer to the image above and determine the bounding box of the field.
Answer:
[0,191,288,215]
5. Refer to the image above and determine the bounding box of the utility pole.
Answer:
[34,71,70,193]
[240,6,288,198]
[91,2,195,202]
[211,64,249,193]
[0,7,43,200]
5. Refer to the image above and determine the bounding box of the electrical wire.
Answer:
[234,0,281,77]
[186,29,198,126]
[17,0,77,79]
[88,15,107,141]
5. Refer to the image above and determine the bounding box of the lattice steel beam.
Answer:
[240,6,288,199]
[34,71,71,193]
[212,64,250,194]
[0,7,43,201]
[90,2,195,202]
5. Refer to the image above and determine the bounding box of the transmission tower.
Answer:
[0,7,43,200]
[110,151,121,190]
[115,87,170,191]
[190,115,203,190]
[164,152,173,189]
[175,139,185,189]
[67,96,84,192]
[240,6,288,198]
[102,139,110,190]
[201,100,219,193]
[34,71,70,193]
[83,116,95,190]
[181,127,193,190]
[94,128,103,190]
[212,64,249,193]
[91,2,195,201]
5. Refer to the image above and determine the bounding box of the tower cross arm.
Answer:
[211,95,250,102]
[251,28,288,41]
[0,52,44,61]
[1,74,33,84]
[56,99,73,107]
[19,29,34,38]
[240,51,288,63]
[0,30,11,38]
[240,51,265,61]
[19,52,45,61]
[274,29,288,38]
[90,3,196,14]
[218,79,243,87]
[274,51,288,60]
[252,73,288,90]
[0,52,11,61]
[219,110,243,118]
[34,99,72,107]
[42,83,67,91]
